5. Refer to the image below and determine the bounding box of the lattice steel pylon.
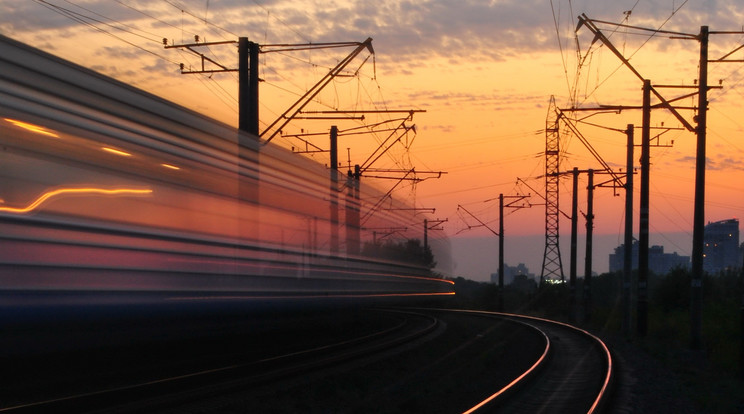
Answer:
[540,96,565,284]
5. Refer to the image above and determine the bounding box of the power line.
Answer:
[573,1,690,106]
[33,0,181,66]
[162,0,238,38]
[58,0,164,42]
[112,0,193,36]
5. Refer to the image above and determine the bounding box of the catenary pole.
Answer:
[499,194,505,312]
[570,167,579,322]
[690,26,709,350]
[584,169,594,322]
[638,80,651,337]
[238,38,260,136]
[330,126,339,254]
[623,124,634,337]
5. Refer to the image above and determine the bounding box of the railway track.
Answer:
[455,310,614,414]
[1,308,613,413]
[1,309,437,413]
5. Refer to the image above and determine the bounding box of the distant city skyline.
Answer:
[448,231,700,282]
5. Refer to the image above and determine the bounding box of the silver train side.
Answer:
[0,34,454,311]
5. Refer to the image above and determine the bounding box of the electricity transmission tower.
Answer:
[540,96,564,284]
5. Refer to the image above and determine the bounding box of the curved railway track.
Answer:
[1,308,613,413]
[456,310,614,414]
[1,309,438,413]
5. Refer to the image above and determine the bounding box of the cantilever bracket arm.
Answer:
[576,14,696,132]
[261,38,374,143]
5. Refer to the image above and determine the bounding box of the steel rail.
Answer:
[1,310,438,413]
[450,310,614,414]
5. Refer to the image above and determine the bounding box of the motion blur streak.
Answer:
[101,147,132,156]
[0,34,453,310]
[3,117,58,137]
[0,188,153,214]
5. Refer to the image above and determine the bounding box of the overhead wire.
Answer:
[577,0,690,106]
[29,0,441,227]
[32,0,181,66]
[163,0,238,39]
[58,0,162,42]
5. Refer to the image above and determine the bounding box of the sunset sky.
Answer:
[1,0,743,279]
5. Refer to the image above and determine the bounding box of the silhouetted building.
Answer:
[703,219,740,274]
[491,263,534,285]
[609,241,689,275]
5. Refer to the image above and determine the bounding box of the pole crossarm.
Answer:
[484,194,531,209]
[576,14,696,132]
[360,116,417,172]
[259,41,368,53]
[300,110,426,115]
[561,83,720,113]
[517,177,571,220]
[709,31,744,61]
[427,218,448,230]
[279,117,411,138]
[261,38,374,143]
[504,194,531,209]
[291,115,365,120]
[164,39,238,48]
[364,168,444,176]
[360,169,410,225]
[456,194,532,237]
[165,39,237,74]
[384,207,436,213]
[456,204,499,236]
[554,109,625,189]
[578,17,696,39]
[364,226,408,241]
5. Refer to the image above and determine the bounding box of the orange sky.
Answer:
[1,0,743,279]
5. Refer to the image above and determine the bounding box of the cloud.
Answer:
[674,154,744,171]
[707,155,744,171]
[405,89,545,112]
[4,0,742,66]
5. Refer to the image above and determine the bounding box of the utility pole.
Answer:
[688,25,744,351]
[424,218,447,251]
[741,257,744,379]
[623,124,634,337]
[570,167,579,322]
[424,219,428,251]
[238,38,260,136]
[584,169,594,323]
[346,164,361,255]
[500,194,530,311]
[330,126,340,254]
[499,194,505,311]
[638,79,651,337]
[165,37,260,136]
[548,166,610,322]
[690,26,709,350]
[457,194,529,310]
[575,15,741,348]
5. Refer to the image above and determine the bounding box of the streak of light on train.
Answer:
[0,187,153,214]
[0,34,453,311]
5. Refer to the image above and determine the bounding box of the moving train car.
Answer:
[0,34,454,312]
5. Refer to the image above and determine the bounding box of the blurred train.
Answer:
[0,34,454,313]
